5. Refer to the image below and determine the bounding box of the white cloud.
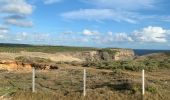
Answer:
[85,26,170,44]
[93,32,134,44]
[0,0,33,15]
[160,16,170,22]
[15,32,50,41]
[35,33,50,41]
[61,0,169,24]
[5,18,33,27]
[44,0,62,4]
[82,38,89,42]
[108,31,113,36]
[62,31,74,34]
[61,9,138,23]
[113,33,134,42]
[105,26,169,43]
[83,29,99,36]
[0,28,9,34]
[0,26,9,39]
[4,15,26,20]
[133,26,169,43]
[82,0,156,10]
[0,0,34,28]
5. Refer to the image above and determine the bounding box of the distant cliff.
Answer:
[0,48,135,71]
[73,48,135,61]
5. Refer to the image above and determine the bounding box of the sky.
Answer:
[0,0,170,49]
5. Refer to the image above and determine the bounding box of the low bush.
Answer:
[82,56,170,72]
[146,86,157,93]
[15,56,52,64]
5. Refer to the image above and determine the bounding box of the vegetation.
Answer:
[146,86,157,93]
[83,53,170,71]
[0,68,169,100]
[15,56,52,64]
[98,48,118,61]
[0,43,170,99]
[15,56,59,70]
[99,48,118,55]
[0,43,97,53]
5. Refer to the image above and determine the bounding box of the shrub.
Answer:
[82,55,170,72]
[146,86,157,93]
[15,56,52,64]
[159,58,170,68]
[15,56,33,63]
[98,48,118,61]
[0,69,8,72]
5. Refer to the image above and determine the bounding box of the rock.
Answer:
[83,48,135,61]
[113,49,135,61]
[49,64,59,70]
[0,60,59,71]
[0,60,32,71]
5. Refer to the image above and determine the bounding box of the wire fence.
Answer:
[0,68,151,100]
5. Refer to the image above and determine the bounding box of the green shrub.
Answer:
[146,86,157,93]
[83,55,170,72]
[0,44,97,53]
[159,58,170,68]
[15,56,52,64]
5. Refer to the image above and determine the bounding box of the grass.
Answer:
[0,43,170,99]
[0,67,169,100]
[82,52,170,72]
[15,56,52,64]
[0,43,97,53]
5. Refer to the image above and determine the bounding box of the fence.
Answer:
[0,68,146,99]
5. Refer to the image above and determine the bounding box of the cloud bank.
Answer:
[0,0,34,28]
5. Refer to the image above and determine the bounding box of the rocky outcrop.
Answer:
[78,48,135,61]
[0,60,32,71]
[0,48,135,71]
[113,49,135,61]
[0,60,58,71]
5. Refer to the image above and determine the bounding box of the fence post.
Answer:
[142,69,145,99]
[83,68,86,96]
[32,67,35,93]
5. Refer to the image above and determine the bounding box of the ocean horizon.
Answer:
[134,49,170,56]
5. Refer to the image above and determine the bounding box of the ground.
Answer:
[0,65,169,100]
[0,44,169,100]
[0,51,83,62]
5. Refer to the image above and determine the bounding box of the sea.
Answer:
[133,49,170,56]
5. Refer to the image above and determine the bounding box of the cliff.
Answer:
[0,58,58,71]
[0,48,135,71]
[113,49,135,60]
[0,60,32,71]
[77,48,135,61]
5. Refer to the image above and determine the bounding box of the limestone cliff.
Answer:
[0,60,58,71]
[77,48,135,61]
[112,49,135,60]
[0,48,135,71]
[0,60,32,71]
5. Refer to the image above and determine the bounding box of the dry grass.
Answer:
[0,51,83,62]
[0,66,170,100]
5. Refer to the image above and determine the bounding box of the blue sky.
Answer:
[0,0,170,49]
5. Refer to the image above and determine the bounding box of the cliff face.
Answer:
[0,60,32,71]
[113,49,135,61]
[0,48,135,71]
[74,48,135,61]
[0,60,58,71]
